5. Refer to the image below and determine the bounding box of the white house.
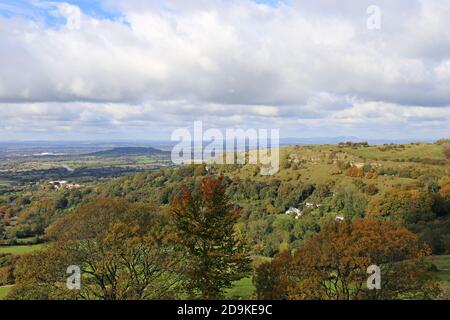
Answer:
[285,207,303,219]
[304,202,322,208]
[49,181,83,190]
[285,207,301,215]
[335,216,345,222]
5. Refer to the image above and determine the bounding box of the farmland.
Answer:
[0,244,45,255]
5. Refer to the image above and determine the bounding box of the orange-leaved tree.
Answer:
[255,219,441,300]
[171,175,250,299]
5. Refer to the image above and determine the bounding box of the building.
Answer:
[49,181,83,190]
[8,216,19,227]
[285,207,301,215]
[285,207,303,219]
[304,202,321,208]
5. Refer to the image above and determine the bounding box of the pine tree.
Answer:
[171,175,250,299]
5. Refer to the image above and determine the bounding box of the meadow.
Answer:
[0,243,45,255]
[0,285,12,300]
[431,255,450,298]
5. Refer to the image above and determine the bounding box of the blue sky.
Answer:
[0,0,285,19]
[0,0,120,22]
[0,0,449,141]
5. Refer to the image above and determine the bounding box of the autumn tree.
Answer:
[171,175,250,299]
[255,220,441,300]
[366,189,435,225]
[17,199,60,235]
[10,198,183,300]
[253,250,292,300]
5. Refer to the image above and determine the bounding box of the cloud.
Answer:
[0,0,449,140]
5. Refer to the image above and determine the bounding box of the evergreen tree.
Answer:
[171,175,250,299]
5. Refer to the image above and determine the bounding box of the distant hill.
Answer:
[88,147,170,157]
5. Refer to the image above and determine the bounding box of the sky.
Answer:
[0,0,449,141]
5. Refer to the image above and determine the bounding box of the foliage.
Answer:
[255,220,442,300]
[10,198,183,300]
[171,175,251,299]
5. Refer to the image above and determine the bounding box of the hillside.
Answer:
[0,141,449,299]
[93,142,449,254]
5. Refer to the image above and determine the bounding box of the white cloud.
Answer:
[0,0,449,140]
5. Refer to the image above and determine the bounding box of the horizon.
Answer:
[0,136,442,145]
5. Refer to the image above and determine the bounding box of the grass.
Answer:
[0,243,46,255]
[342,143,445,162]
[430,255,450,298]
[0,180,13,187]
[15,237,39,244]
[0,285,13,300]
[226,277,255,300]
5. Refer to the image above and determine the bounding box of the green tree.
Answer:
[10,198,183,300]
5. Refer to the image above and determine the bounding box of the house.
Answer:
[49,181,83,190]
[335,216,345,222]
[285,207,303,219]
[304,202,322,208]
[8,216,18,227]
[285,207,301,215]
[49,180,68,190]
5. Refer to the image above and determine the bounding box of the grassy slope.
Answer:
[342,143,445,161]
[431,255,450,298]
[226,277,255,300]
[0,243,45,255]
[0,286,13,300]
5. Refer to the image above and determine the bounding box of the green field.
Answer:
[0,285,13,300]
[430,255,450,298]
[226,277,255,300]
[0,179,13,187]
[0,243,45,255]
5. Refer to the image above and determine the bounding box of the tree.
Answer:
[17,199,59,235]
[0,254,18,286]
[171,175,250,299]
[332,188,367,221]
[253,250,291,300]
[366,189,435,225]
[10,198,183,300]
[255,220,441,300]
